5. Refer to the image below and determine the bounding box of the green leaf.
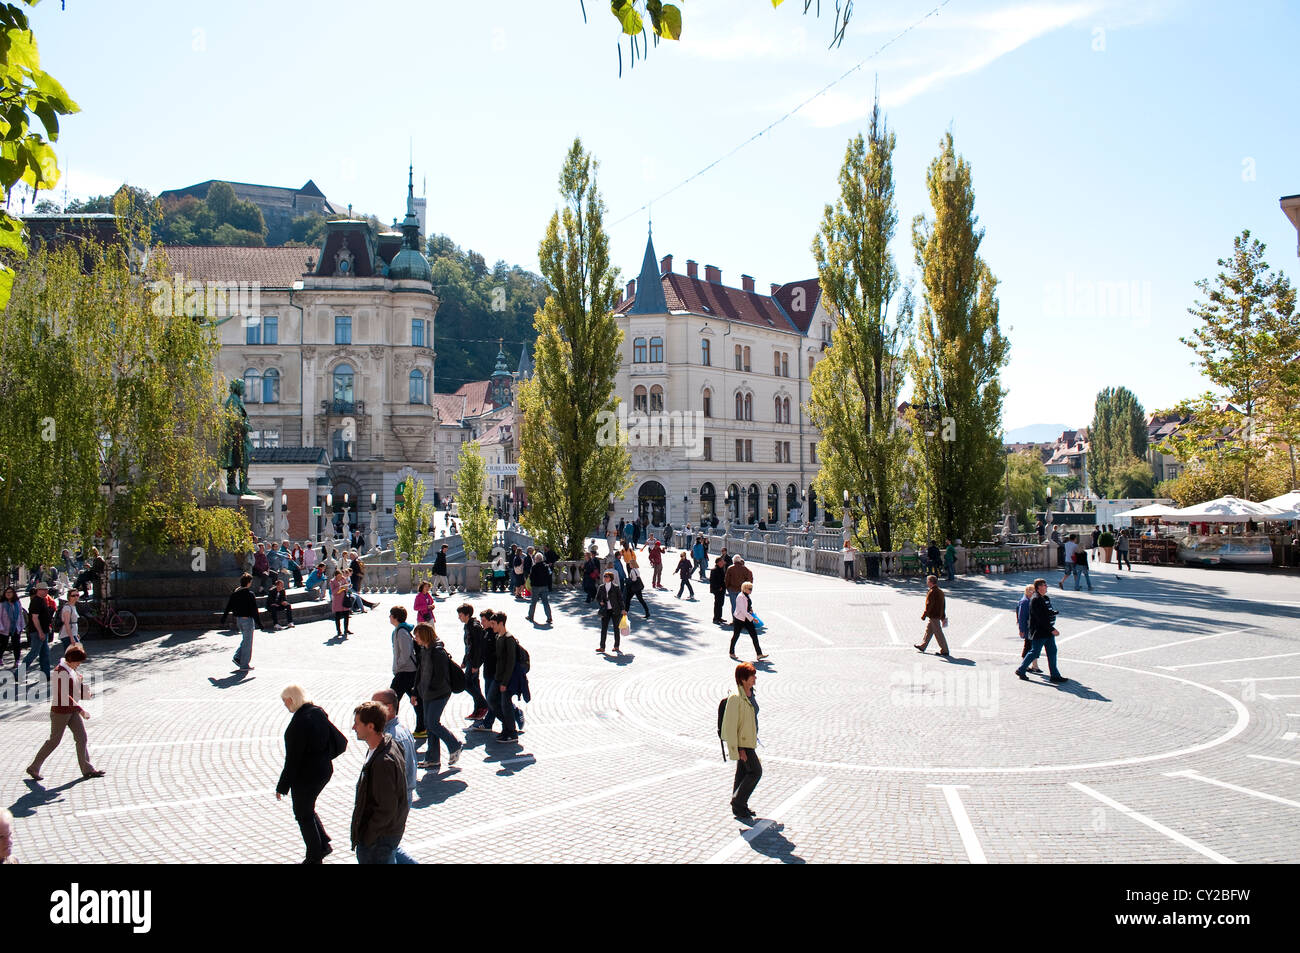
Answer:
[610,0,642,35]
[31,70,78,115]
[658,3,681,39]
[31,99,56,139]
[3,27,37,71]
[0,212,25,254]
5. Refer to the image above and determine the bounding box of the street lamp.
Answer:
[326,492,333,541]
[368,492,379,552]
[842,489,851,545]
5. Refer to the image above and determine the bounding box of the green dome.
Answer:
[388,247,432,282]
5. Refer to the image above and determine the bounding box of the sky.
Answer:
[23,0,1300,433]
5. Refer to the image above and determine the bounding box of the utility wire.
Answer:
[611,0,955,226]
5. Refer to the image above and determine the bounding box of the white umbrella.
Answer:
[1166,495,1287,522]
[1260,490,1300,519]
[1116,503,1182,518]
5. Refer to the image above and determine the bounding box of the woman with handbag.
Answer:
[623,549,651,621]
[1,586,27,668]
[729,581,766,661]
[411,623,463,771]
[414,581,435,626]
[276,684,345,864]
[330,569,352,638]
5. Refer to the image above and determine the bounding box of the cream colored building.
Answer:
[611,231,835,528]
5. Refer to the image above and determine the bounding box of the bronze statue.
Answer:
[220,378,253,495]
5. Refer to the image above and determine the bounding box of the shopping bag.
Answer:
[752,613,765,628]
[618,613,631,635]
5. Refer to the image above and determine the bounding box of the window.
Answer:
[332,429,353,461]
[735,391,744,420]
[649,384,664,413]
[702,388,712,418]
[781,353,789,377]
[809,355,815,377]
[633,385,648,413]
[243,368,261,403]
[333,364,354,407]
[335,315,352,344]
[254,429,281,449]
[409,369,427,404]
[743,346,751,371]
[744,393,753,421]
[734,344,743,370]
[701,339,711,366]
[412,318,426,348]
[775,440,782,463]
[263,316,278,345]
[810,441,817,463]
[703,437,712,461]
[783,397,791,423]
[649,336,663,363]
[774,395,782,422]
[774,353,782,376]
[744,440,753,462]
[633,337,647,363]
[822,321,831,343]
[245,317,261,345]
[782,441,792,462]
[262,367,280,403]
[736,439,744,462]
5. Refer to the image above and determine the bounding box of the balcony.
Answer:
[321,399,365,416]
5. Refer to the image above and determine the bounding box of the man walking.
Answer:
[943,540,957,582]
[724,555,753,622]
[709,556,728,626]
[693,535,708,582]
[220,573,263,671]
[22,580,53,679]
[526,552,553,625]
[432,544,450,595]
[458,603,489,723]
[389,606,426,737]
[914,574,950,656]
[350,700,409,864]
[596,570,625,654]
[1059,534,1079,589]
[1073,540,1094,592]
[720,662,761,822]
[26,645,104,781]
[1016,578,1068,683]
[492,612,523,742]
[370,689,419,864]
[1115,529,1132,571]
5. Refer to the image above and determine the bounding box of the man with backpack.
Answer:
[719,662,761,823]
[388,606,426,738]
[477,611,524,740]
[693,535,709,582]
[491,611,524,743]
[458,603,490,723]
[526,552,554,625]
[1073,537,1094,592]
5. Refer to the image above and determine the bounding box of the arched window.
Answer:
[786,483,798,517]
[701,339,711,366]
[774,395,782,421]
[262,367,280,403]
[702,387,712,418]
[783,397,791,423]
[649,336,664,362]
[735,391,744,420]
[767,483,779,524]
[727,483,741,521]
[700,482,716,520]
[633,337,647,363]
[244,368,262,403]
[747,483,760,523]
[744,393,753,421]
[332,364,354,409]
[649,384,664,413]
[633,385,648,413]
[734,344,743,370]
[409,369,426,404]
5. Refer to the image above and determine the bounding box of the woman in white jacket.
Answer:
[728,581,767,661]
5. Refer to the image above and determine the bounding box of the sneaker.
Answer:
[516,710,525,731]
[467,721,490,732]
[448,746,461,767]
[495,734,519,743]
[1015,669,1028,680]
[1049,675,1070,684]
[418,760,441,771]
[413,730,428,739]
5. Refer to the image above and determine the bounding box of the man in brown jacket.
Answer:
[724,555,753,622]
[350,700,410,864]
[914,574,950,656]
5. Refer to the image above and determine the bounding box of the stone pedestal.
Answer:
[465,558,482,593]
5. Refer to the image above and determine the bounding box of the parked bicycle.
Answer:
[78,596,138,638]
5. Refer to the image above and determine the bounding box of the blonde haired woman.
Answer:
[729,581,766,661]
[276,684,345,863]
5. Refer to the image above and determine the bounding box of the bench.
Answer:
[900,554,923,576]
[972,550,1011,572]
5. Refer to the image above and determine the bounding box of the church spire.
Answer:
[627,224,668,315]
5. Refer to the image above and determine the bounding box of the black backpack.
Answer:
[442,645,467,694]
[516,641,531,673]
[716,697,729,760]
[51,600,65,633]
[323,709,348,760]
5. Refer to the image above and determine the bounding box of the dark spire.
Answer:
[627,225,668,315]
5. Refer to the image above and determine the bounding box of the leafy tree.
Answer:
[287,212,329,247]
[454,441,496,561]
[517,138,630,560]
[905,131,1009,542]
[1089,386,1148,497]
[392,475,435,562]
[1156,453,1290,507]
[1179,230,1298,498]
[1005,452,1047,528]
[0,210,248,570]
[809,101,913,551]
[65,193,114,214]
[155,181,266,246]
[0,1,79,312]
[1112,456,1155,499]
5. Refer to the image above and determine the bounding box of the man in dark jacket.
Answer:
[1016,578,1068,683]
[458,604,489,721]
[723,556,753,622]
[596,570,625,654]
[581,550,601,603]
[350,700,409,864]
[432,544,450,594]
[491,611,521,742]
[477,611,523,738]
[709,557,728,625]
[914,574,950,656]
[526,553,553,625]
[221,573,264,671]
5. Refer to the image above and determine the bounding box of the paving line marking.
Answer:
[1221,676,1300,683]
[1069,781,1234,864]
[80,789,272,818]
[961,614,1001,649]
[928,784,986,863]
[1248,755,1300,767]
[1283,732,1299,741]
[704,776,826,864]
[767,611,832,645]
[1262,694,1300,700]
[405,761,713,851]
[1159,652,1300,671]
[490,742,628,767]
[1166,769,1300,811]
[881,611,901,645]
[91,735,281,751]
[1100,627,1252,660]
[1055,618,1126,646]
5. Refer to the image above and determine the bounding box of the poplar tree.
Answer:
[905,131,1009,542]
[809,98,913,551]
[392,475,435,562]
[453,443,497,562]
[1088,386,1148,497]
[517,138,630,559]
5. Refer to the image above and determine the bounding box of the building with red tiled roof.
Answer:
[610,229,837,528]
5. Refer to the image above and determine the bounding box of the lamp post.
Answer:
[342,492,351,543]
[368,492,379,552]
[326,493,333,544]
[279,493,288,544]
[842,489,851,545]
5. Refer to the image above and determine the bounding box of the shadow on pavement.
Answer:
[9,776,82,818]
[747,822,807,864]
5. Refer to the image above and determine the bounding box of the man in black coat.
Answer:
[596,570,625,654]
[709,557,728,625]
[458,603,489,721]
[276,688,340,863]
[1015,578,1068,683]
[350,701,409,864]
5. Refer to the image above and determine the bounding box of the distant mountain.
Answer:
[1005,423,1074,444]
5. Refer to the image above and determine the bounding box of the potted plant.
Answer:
[1098,531,1115,562]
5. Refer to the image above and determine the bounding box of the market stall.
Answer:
[1163,496,1287,566]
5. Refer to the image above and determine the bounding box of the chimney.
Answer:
[660,254,672,275]
[627,278,636,300]
[741,274,755,293]
[686,259,698,279]
[770,282,781,295]
[705,264,721,284]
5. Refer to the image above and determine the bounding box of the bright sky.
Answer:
[27,0,1300,432]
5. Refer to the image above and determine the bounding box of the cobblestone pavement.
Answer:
[4,556,1299,863]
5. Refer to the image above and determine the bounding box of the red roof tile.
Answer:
[771,278,823,333]
[158,246,313,287]
[616,272,813,333]
[453,380,494,418]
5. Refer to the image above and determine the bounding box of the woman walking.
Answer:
[414,581,435,626]
[581,549,601,604]
[729,581,766,660]
[675,551,695,599]
[26,645,104,781]
[623,546,651,620]
[412,623,463,771]
[1,586,25,669]
[276,684,343,864]
[720,662,761,822]
[330,569,352,639]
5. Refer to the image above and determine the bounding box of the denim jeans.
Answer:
[234,617,255,668]
[356,835,401,864]
[728,590,738,619]
[22,632,51,678]
[482,678,521,732]
[676,576,694,598]
[944,557,955,582]
[1074,563,1092,591]
[527,585,552,621]
[465,666,487,712]
[695,557,707,581]
[420,695,462,765]
[1017,636,1061,678]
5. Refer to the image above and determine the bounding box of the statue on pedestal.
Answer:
[219,379,253,495]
